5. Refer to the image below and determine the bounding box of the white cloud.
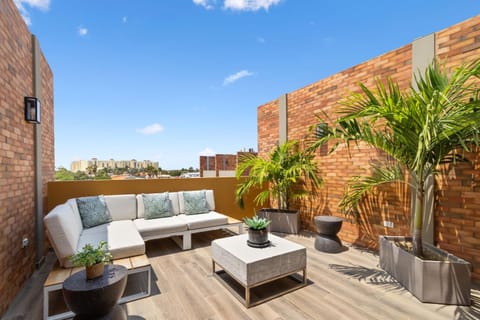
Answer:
[137,123,164,135]
[78,26,88,36]
[199,148,216,156]
[224,0,281,11]
[122,16,127,23]
[193,0,215,10]
[194,0,280,11]
[14,0,50,26]
[223,70,254,86]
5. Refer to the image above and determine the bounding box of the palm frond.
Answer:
[340,161,405,214]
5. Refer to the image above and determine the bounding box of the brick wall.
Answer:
[259,44,413,247]
[434,17,480,281]
[215,154,236,174]
[199,156,215,176]
[258,15,480,280]
[0,0,54,315]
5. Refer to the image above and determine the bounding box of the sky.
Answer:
[17,0,480,170]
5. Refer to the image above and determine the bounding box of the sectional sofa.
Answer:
[44,190,243,268]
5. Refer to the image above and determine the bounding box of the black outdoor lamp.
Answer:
[315,122,328,138]
[24,96,41,124]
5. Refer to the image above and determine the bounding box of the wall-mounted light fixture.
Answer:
[24,96,41,124]
[315,122,328,138]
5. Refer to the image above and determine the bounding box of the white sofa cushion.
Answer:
[44,203,83,267]
[137,192,180,218]
[77,220,145,262]
[178,190,215,214]
[134,216,188,238]
[178,212,228,230]
[104,194,137,221]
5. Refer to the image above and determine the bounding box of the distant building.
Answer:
[180,172,200,178]
[70,158,159,172]
[199,149,257,177]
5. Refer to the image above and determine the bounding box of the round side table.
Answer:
[63,264,128,319]
[314,216,343,253]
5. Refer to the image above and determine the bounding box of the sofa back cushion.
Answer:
[137,192,181,219]
[76,195,113,228]
[178,190,215,214]
[44,203,83,267]
[104,194,137,221]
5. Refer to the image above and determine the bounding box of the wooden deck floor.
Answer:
[4,229,480,320]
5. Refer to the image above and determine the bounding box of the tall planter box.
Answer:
[379,235,471,305]
[257,209,300,234]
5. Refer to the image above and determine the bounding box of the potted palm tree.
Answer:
[236,140,322,234]
[311,59,480,305]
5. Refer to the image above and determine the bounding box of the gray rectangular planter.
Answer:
[257,209,300,234]
[379,235,471,305]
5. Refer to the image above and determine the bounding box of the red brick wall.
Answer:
[434,16,480,281]
[0,0,54,315]
[259,44,412,248]
[257,99,279,156]
[199,156,215,176]
[258,15,480,280]
[215,154,236,174]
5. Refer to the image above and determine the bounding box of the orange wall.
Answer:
[47,177,265,221]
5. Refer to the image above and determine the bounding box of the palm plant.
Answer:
[236,140,322,211]
[312,59,480,256]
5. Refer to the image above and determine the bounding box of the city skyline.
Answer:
[18,0,480,169]
[70,158,160,173]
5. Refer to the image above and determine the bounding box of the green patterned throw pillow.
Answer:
[183,191,209,215]
[143,193,174,219]
[76,195,112,228]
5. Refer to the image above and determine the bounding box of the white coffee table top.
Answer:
[212,233,305,264]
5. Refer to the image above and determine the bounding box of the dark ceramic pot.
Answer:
[247,228,269,248]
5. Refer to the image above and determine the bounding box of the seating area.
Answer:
[44,190,243,268]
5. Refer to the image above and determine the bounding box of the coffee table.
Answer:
[211,234,307,307]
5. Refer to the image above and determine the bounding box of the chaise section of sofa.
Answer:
[45,194,146,267]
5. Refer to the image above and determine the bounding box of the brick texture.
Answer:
[258,15,480,281]
[0,0,54,315]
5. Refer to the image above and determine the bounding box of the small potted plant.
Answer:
[243,215,271,248]
[70,241,113,280]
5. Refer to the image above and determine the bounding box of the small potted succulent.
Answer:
[70,241,113,280]
[243,215,271,248]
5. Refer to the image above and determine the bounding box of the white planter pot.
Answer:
[257,209,300,234]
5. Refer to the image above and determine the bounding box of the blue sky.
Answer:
[18,0,480,170]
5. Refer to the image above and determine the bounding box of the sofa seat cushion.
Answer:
[77,220,145,262]
[179,212,228,230]
[134,216,188,238]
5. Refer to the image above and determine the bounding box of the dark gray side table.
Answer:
[62,264,128,319]
[314,216,343,253]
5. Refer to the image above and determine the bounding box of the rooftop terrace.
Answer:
[5,228,480,319]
